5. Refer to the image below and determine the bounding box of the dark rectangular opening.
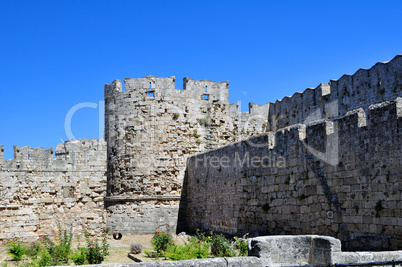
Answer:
[147,91,154,97]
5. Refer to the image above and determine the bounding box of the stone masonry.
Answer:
[184,98,401,250]
[0,55,400,251]
[183,54,402,251]
[267,55,401,131]
[104,76,268,234]
[0,139,106,241]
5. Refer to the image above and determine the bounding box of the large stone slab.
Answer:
[248,235,341,265]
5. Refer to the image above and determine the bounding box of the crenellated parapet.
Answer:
[0,138,105,172]
[185,96,402,250]
[0,138,106,241]
[183,77,229,103]
[267,55,402,131]
[104,75,266,234]
[1,54,401,244]
[105,76,229,104]
[125,75,176,91]
[12,146,54,170]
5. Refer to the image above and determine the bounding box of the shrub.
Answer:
[210,234,234,257]
[151,228,174,252]
[71,247,86,266]
[144,249,162,259]
[193,130,201,138]
[194,229,213,243]
[25,241,41,259]
[56,228,73,263]
[4,227,109,266]
[37,248,53,267]
[234,237,248,256]
[165,240,209,261]
[198,116,211,126]
[7,238,26,261]
[39,227,73,265]
[84,229,109,264]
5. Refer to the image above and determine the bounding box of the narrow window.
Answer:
[149,82,152,89]
[147,91,154,97]
[203,94,209,100]
[205,86,208,92]
[27,152,30,160]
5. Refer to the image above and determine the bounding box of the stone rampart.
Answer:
[0,138,106,241]
[1,55,400,245]
[183,97,402,250]
[267,55,402,131]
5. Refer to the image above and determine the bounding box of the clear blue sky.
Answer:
[0,0,401,159]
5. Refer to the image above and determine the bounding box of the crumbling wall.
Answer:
[0,138,106,241]
[104,76,268,234]
[184,98,402,251]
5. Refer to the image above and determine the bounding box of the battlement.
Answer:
[1,54,401,247]
[0,138,106,171]
[105,76,230,105]
[185,97,402,250]
[183,77,228,91]
[191,96,401,166]
[267,54,402,131]
[125,75,176,90]
[13,145,54,162]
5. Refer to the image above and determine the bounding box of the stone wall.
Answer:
[248,235,402,266]
[0,138,106,241]
[104,76,267,234]
[183,97,402,251]
[267,54,402,131]
[1,55,400,244]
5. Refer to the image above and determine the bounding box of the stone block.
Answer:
[249,235,342,265]
[225,256,263,267]
[39,198,54,204]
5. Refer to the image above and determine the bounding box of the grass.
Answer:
[0,231,249,265]
[0,234,187,266]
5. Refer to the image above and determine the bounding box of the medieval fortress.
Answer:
[0,55,401,251]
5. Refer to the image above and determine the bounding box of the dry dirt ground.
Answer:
[0,234,189,266]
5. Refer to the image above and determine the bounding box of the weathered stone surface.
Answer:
[104,76,268,233]
[249,235,341,265]
[184,97,402,251]
[54,257,264,267]
[267,55,402,131]
[331,251,402,264]
[0,139,106,241]
[0,55,401,253]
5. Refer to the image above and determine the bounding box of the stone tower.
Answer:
[104,75,268,233]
